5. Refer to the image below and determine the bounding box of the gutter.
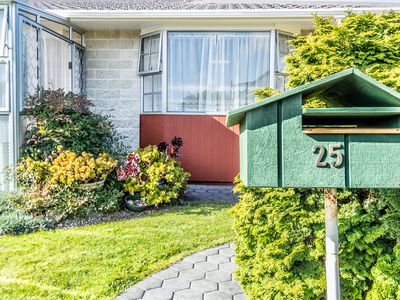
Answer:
[48,7,400,20]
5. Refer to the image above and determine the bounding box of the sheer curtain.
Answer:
[42,31,71,91]
[168,32,271,113]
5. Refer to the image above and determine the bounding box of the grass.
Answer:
[0,203,234,300]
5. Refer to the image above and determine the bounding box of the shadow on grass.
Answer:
[171,203,233,216]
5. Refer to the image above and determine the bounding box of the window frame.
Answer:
[0,7,8,58]
[18,6,86,104]
[142,73,162,113]
[137,31,162,75]
[140,28,294,115]
[275,30,294,91]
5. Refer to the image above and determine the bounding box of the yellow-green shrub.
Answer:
[49,151,117,186]
[119,146,190,206]
[231,177,400,299]
[13,151,120,221]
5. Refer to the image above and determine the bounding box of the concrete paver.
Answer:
[115,244,246,300]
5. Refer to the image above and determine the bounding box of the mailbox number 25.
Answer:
[312,144,344,168]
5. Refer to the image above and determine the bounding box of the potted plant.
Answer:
[49,151,117,189]
[124,194,147,212]
[117,137,190,208]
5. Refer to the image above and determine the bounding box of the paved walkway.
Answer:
[185,184,238,204]
[115,244,246,300]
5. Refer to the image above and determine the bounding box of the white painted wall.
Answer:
[85,30,141,149]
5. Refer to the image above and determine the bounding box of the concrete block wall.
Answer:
[85,30,141,149]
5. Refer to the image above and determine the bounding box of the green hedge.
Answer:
[231,178,400,299]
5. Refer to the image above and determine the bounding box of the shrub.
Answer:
[231,177,400,300]
[49,151,117,186]
[117,139,190,206]
[13,150,120,221]
[0,193,54,235]
[286,12,400,93]
[22,89,126,160]
[10,186,122,222]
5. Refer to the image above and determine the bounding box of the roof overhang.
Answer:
[49,6,400,20]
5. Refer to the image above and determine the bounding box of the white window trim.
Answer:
[140,27,294,115]
[137,30,162,75]
[275,30,294,91]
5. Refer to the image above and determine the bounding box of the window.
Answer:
[139,33,161,74]
[20,10,85,99]
[72,30,82,45]
[143,74,162,112]
[22,21,40,98]
[0,8,7,57]
[167,32,271,113]
[40,17,70,38]
[275,32,293,91]
[0,61,7,109]
[42,30,72,91]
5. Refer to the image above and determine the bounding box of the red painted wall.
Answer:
[140,115,240,183]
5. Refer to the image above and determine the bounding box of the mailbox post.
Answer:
[226,68,400,300]
[324,188,340,300]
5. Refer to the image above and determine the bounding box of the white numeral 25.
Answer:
[312,143,344,168]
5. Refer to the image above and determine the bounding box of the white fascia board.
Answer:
[49,7,400,20]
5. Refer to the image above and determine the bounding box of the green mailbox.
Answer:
[227,68,400,189]
[226,68,400,300]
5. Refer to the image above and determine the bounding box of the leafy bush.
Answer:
[118,139,190,206]
[0,193,54,235]
[231,178,400,300]
[253,87,281,101]
[286,12,400,93]
[13,150,120,221]
[22,89,125,160]
[49,151,117,186]
[9,186,122,222]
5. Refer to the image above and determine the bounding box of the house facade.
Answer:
[1,0,399,189]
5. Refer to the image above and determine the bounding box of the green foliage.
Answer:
[0,193,54,235]
[9,186,122,222]
[13,149,121,222]
[235,11,400,300]
[286,12,400,94]
[22,89,126,160]
[253,87,281,101]
[120,146,190,206]
[231,177,400,299]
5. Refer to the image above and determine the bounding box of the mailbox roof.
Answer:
[226,68,400,127]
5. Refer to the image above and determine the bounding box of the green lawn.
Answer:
[0,204,234,300]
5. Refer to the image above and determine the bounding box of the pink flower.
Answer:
[126,161,140,177]
[127,152,141,163]
[117,168,127,181]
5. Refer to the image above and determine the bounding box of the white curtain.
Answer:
[168,32,271,113]
[42,31,71,91]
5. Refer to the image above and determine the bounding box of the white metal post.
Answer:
[324,188,341,300]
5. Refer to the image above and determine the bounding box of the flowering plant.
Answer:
[116,152,141,181]
[157,136,183,159]
[13,150,120,221]
[117,140,190,206]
